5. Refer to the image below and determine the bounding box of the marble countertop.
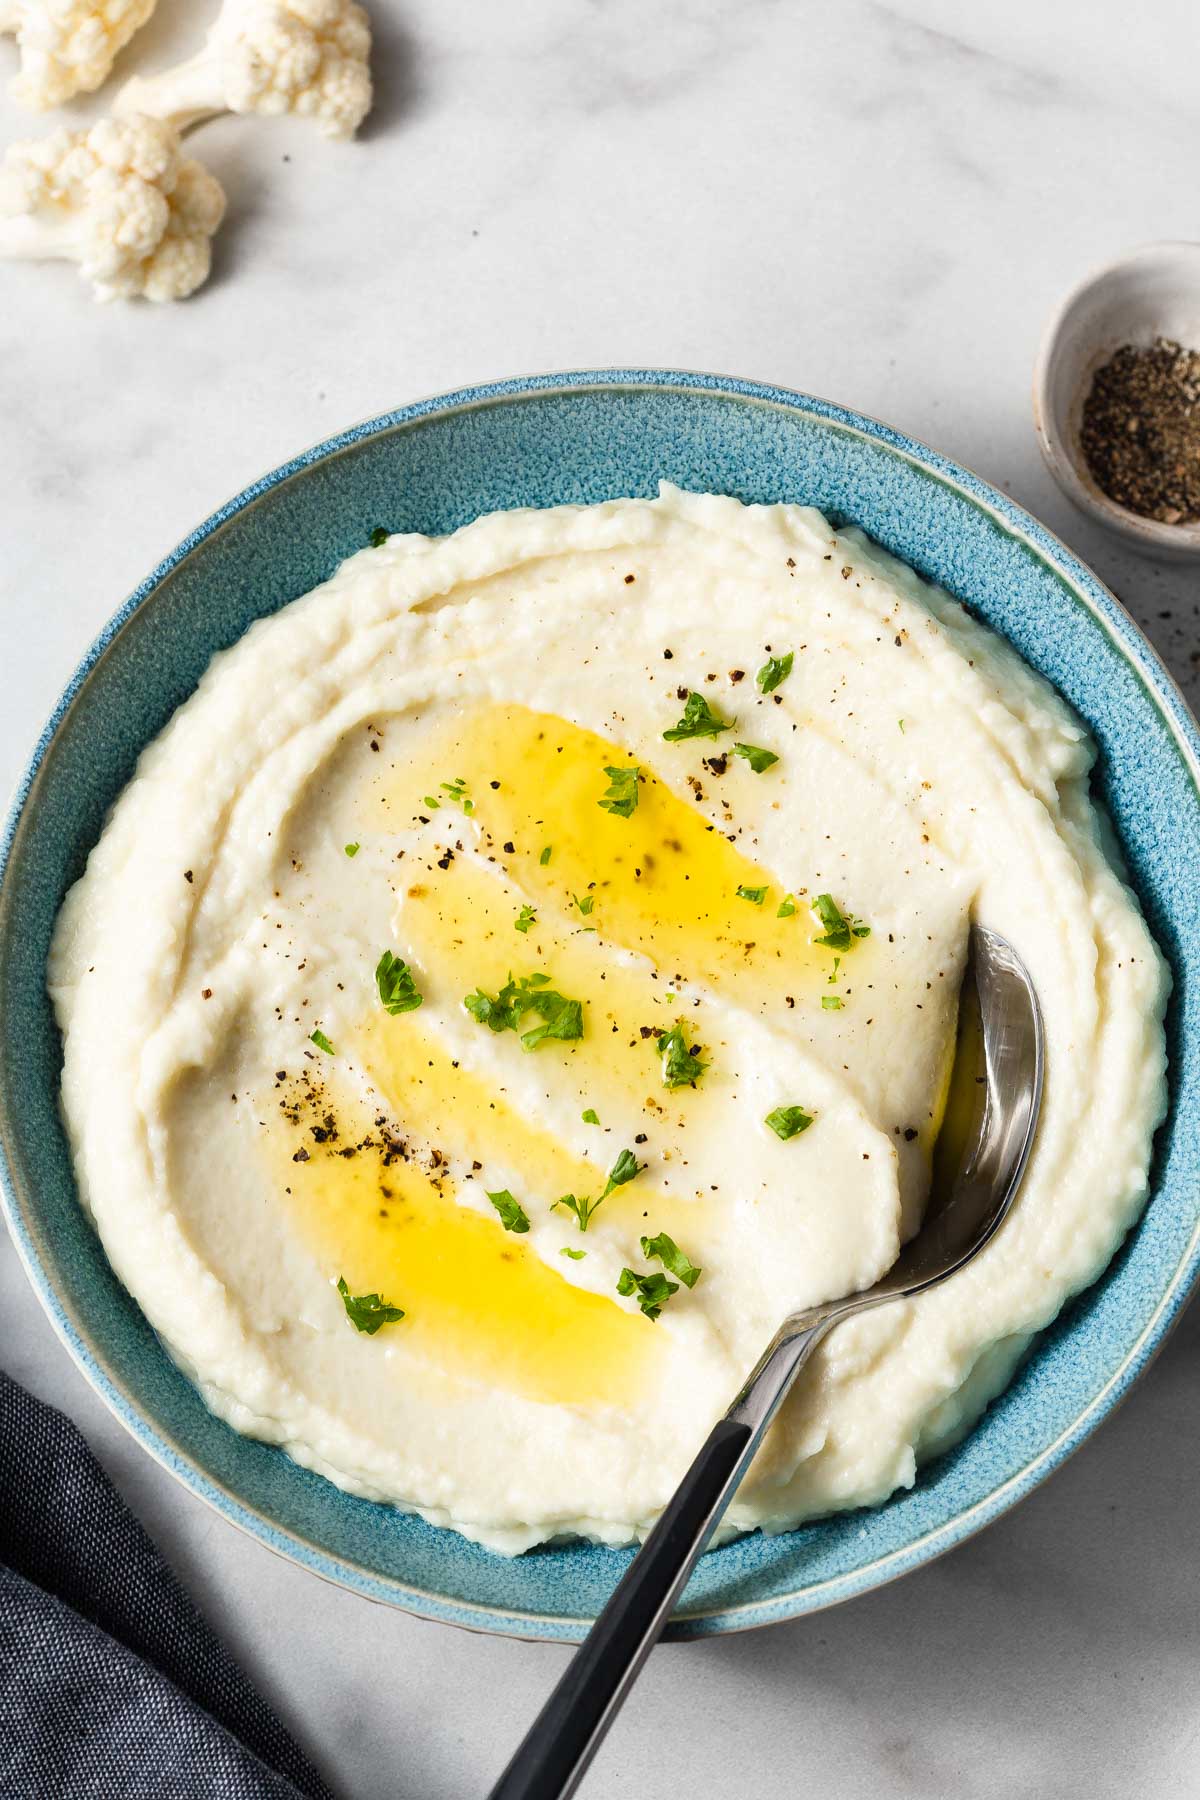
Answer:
[2,2,1198,1794]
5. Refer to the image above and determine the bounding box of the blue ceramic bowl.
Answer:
[2,372,1198,1642]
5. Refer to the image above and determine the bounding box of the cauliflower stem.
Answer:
[116,0,373,140]
[0,208,78,260]
[117,44,233,134]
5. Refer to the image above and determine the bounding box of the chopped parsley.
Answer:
[539,845,552,865]
[552,1147,643,1233]
[463,975,532,1033]
[376,950,422,1015]
[514,903,537,934]
[487,1189,530,1234]
[574,892,595,916]
[765,1105,813,1141]
[811,893,871,953]
[736,885,768,905]
[441,776,474,817]
[309,1029,335,1055]
[519,991,584,1049]
[368,526,388,548]
[616,1267,678,1321]
[422,793,441,810]
[581,1108,600,1125]
[344,842,360,857]
[598,764,641,818]
[463,972,583,1050]
[777,894,797,918]
[560,1247,586,1260]
[553,1192,597,1231]
[640,1230,701,1289]
[732,743,779,774]
[898,718,906,734]
[604,1148,643,1193]
[663,691,733,742]
[337,1276,404,1333]
[656,1022,706,1089]
[756,652,793,694]
[821,995,844,1011]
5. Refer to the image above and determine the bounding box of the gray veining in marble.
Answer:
[1,2,1198,1795]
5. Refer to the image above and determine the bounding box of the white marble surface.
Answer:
[2,2,1199,1795]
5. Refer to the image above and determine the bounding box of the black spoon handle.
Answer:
[487,1317,831,1800]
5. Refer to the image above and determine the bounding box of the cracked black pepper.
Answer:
[1079,336,1200,526]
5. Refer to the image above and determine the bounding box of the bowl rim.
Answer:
[2,365,1199,1642]
[1031,239,1200,556]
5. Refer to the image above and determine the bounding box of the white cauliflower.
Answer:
[115,0,372,140]
[0,0,158,110]
[0,113,225,300]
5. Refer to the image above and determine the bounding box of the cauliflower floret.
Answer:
[115,0,372,140]
[0,0,159,110]
[0,112,225,300]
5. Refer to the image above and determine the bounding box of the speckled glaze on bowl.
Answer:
[1,372,1198,1643]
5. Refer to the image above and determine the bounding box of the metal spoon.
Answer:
[488,925,1043,1800]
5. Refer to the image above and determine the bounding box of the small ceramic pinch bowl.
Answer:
[2,372,1200,1641]
[1033,240,1200,560]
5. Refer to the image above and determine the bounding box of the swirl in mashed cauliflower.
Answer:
[50,487,1168,1552]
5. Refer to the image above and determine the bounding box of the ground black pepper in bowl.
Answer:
[1079,337,1200,525]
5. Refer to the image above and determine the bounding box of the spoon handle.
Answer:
[487,1316,831,1800]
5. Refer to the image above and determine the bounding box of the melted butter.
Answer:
[373,704,836,1013]
[282,702,871,1394]
[275,1084,657,1408]
[388,855,715,1219]
[358,1009,604,1204]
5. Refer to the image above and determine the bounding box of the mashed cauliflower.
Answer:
[50,487,1167,1552]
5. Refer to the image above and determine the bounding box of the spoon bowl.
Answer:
[885,925,1044,1296]
[490,924,1044,1800]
